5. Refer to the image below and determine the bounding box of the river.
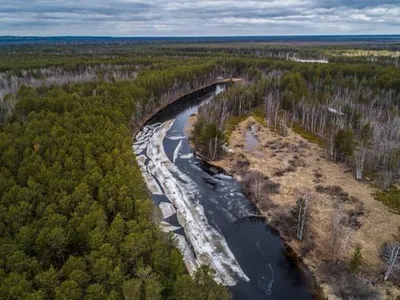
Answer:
[133,84,312,299]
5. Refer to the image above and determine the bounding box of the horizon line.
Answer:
[1,34,400,38]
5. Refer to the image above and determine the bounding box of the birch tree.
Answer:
[383,242,400,281]
[355,147,367,180]
[330,204,346,258]
[292,195,309,241]
[382,228,400,281]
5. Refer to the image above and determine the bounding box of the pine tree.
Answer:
[349,246,362,273]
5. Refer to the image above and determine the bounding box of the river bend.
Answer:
[133,84,312,299]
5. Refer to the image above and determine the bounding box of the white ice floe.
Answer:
[215,84,226,95]
[166,134,186,140]
[160,221,181,233]
[133,143,147,155]
[147,122,161,129]
[214,173,233,181]
[173,140,183,163]
[172,233,199,276]
[136,155,147,165]
[159,202,176,219]
[141,171,163,195]
[135,131,153,142]
[179,152,193,159]
[134,120,249,286]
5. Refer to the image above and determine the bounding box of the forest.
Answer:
[0,55,233,299]
[0,41,399,299]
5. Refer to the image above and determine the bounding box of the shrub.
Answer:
[349,246,362,273]
[334,129,356,161]
[374,187,400,214]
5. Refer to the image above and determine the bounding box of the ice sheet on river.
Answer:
[172,233,198,276]
[134,121,249,286]
[160,221,180,233]
[159,202,176,219]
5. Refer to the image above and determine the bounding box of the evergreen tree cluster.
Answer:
[0,62,231,300]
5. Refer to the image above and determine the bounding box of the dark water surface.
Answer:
[135,85,312,300]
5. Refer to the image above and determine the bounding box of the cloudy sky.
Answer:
[1,0,399,36]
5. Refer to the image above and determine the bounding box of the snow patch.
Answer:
[173,140,183,163]
[291,57,329,63]
[222,144,235,154]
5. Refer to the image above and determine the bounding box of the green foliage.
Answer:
[173,266,232,300]
[122,266,162,300]
[292,124,325,147]
[251,108,267,127]
[281,73,308,110]
[0,61,230,299]
[349,246,362,273]
[359,122,373,146]
[2,42,400,299]
[374,188,400,214]
[334,129,356,161]
[55,280,82,300]
[192,117,226,159]
[225,115,249,136]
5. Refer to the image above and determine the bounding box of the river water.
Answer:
[133,84,312,299]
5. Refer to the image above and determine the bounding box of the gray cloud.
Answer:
[0,0,398,35]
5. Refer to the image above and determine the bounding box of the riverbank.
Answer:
[136,84,315,299]
[132,78,240,136]
[187,115,400,299]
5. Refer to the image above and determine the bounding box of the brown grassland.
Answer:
[188,115,400,299]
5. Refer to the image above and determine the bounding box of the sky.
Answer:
[1,0,399,36]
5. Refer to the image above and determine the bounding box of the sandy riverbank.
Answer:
[187,115,400,299]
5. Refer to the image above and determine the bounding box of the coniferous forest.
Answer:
[0,41,400,299]
[0,51,232,299]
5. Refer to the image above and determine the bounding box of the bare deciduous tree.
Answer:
[292,193,310,241]
[383,242,400,281]
[355,147,367,180]
[330,204,346,258]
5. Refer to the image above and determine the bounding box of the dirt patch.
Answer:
[209,116,400,299]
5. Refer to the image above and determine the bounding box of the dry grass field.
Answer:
[205,117,400,299]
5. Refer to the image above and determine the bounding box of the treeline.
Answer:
[0,57,222,124]
[0,64,139,123]
[0,54,160,73]
[0,61,232,299]
[217,57,400,93]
